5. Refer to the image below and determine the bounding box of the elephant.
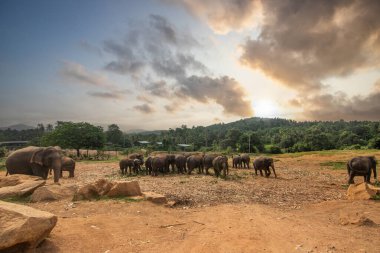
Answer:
[253,157,276,178]
[128,153,144,164]
[5,146,62,183]
[50,156,75,178]
[175,154,187,174]
[203,154,218,175]
[241,154,250,169]
[145,156,153,175]
[119,158,140,175]
[347,156,377,184]
[187,155,204,174]
[232,155,242,168]
[151,156,166,176]
[213,156,229,177]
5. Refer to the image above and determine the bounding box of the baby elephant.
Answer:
[49,156,75,178]
[213,156,229,177]
[253,157,276,178]
[119,158,140,175]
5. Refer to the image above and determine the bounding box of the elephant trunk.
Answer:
[52,161,61,183]
[373,163,377,181]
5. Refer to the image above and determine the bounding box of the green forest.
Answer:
[1,117,380,155]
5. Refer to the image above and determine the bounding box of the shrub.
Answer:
[267,145,282,154]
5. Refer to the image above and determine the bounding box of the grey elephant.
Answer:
[151,156,165,176]
[128,153,144,164]
[119,158,140,175]
[5,146,62,183]
[203,154,218,175]
[253,157,277,178]
[50,156,75,178]
[213,156,229,177]
[241,154,250,169]
[187,155,204,175]
[347,156,377,184]
[145,156,153,175]
[232,155,242,168]
[175,154,187,174]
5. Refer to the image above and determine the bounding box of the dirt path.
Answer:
[34,200,380,253]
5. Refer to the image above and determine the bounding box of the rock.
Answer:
[143,191,167,204]
[94,178,113,195]
[0,174,43,188]
[30,184,78,202]
[0,200,57,252]
[347,182,378,200]
[165,200,176,208]
[73,184,100,201]
[107,181,142,197]
[0,175,46,199]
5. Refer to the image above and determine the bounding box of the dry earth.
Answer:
[1,150,380,252]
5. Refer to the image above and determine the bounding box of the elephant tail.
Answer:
[5,170,8,176]
[347,161,352,176]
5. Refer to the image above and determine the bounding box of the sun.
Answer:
[253,99,279,118]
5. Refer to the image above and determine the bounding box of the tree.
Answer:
[106,124,123,146]
[42,122,105,156]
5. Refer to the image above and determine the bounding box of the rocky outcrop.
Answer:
[0,175,45,199]
[0,200,57,252]
[347,182,380,200]
[30,184,78,202]
[73,179,142,200]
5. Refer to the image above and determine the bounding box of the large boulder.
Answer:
[0,200,57,252]
[73,184,100,201]
[94,178,113,195]
[106,180,142,198]
[0,175,45,199]
[347,182,379,200]
[143,191,168,204]
[30,184,78,203]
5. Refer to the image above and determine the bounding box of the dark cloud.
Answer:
[176,75,253,117]
[166,0,261,34]
[102,14,252,117]
[133,103,155,114]
[240,0,380,91]
[60,61,115,88]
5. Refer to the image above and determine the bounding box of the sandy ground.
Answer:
[2,150,380,252]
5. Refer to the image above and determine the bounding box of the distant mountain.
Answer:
[0,124,35,131]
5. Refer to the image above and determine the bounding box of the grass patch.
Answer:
[2,195,31,203]
[372,194,380,201]
[320,161,347,170]
[0,158,6,171]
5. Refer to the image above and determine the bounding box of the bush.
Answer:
[266,145,282,154]
[0,147,8,158]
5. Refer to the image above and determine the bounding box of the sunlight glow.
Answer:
[253,99,279,118]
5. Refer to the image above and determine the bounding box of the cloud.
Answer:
[176,75,253,117]
[133,103,155,114]
[60,61,115,88]
[102,14,252,117]
[290,82,380,121]
[166,0,261,34]
[87,91,124,100]
[240,0,380,92]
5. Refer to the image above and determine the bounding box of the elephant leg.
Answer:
[60,170,63,178]
[259,169,264,177]
[272,167,277,178]
[254,168,258,175]
[348,172,355,184]
[69,169,74,178]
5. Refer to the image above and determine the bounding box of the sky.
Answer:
[0,0,379,130]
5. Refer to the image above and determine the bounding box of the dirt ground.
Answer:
[3,150,380,252]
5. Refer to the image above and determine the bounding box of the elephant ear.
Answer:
[30,148,45,166]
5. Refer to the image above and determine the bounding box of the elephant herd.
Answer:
[119,153,276,178]
[3,146,378,185]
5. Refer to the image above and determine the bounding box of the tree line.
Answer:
[0,118,379,155]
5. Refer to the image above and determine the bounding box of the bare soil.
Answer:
[2,150,380,252]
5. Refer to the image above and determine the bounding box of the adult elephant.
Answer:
[241,154,250,169]
[145,156,153,175]
[347,156,377,184]
[151,156,166,176]
[203,154,218,175]
[232,155,242,168]
[213,156,229,177]
[128,153,144,164]
[175,154,187,174]
[253,157,276,178]
[187,155,204,175]
[5,146,62,183]
[119,158,140,175]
